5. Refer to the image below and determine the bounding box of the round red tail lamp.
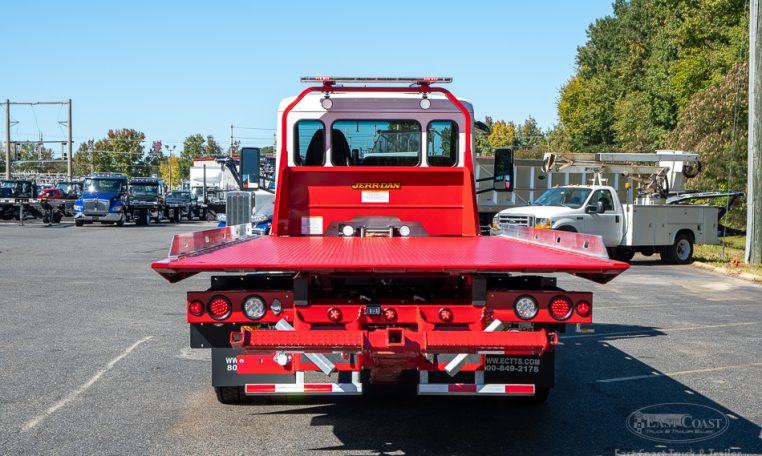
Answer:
[327,307,343,322]
[576,301,591,317]
[549,296,573,320]
[188,300,205,317]
[208,296,232,320]
[438,307,453,322]
[382,308,398,321]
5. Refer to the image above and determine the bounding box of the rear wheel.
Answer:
[555,226,577,232]
[75,219,84,227]
[214,386,247,404]
[660,233,694,264]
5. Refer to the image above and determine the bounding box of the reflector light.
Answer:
[549,297,573,320]
[398,225,411,237]
[188,300,204,317]
[243,295,267,320]
[438,307,453,322]
[514,295,539,320]
[271,299,283,315]
[576,301,591,317]
[327,307,342,322]
[382,308,397,321]
[341,225,355,237]
[208,296,232,320]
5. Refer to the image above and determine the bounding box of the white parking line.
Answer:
[562,321,759,340]
[21,336,153,432]
[596,362,762,383]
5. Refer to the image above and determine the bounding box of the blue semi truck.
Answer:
[73,173,168,226]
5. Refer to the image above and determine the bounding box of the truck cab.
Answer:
[495,185,622,243]
[128,177,165,225]
[73,173,129,226]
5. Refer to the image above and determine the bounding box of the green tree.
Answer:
[91,129,146,176]
[488,120,517,149]
[179,134,223,180]
[516,116,544,148]
[666,62,748,228]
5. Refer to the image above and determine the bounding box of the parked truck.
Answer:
[492,152,739,263]
[151,77,628,404]
[127,177,166,225]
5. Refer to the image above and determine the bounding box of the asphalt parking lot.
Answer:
[1,220,761,455]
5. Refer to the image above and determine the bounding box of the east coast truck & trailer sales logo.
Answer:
[626,403,729,443]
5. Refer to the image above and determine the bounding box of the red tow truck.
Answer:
[152,77,628,404]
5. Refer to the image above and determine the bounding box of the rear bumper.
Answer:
[230,326,556,357]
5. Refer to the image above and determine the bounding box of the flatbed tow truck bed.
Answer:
[154,226,627,284]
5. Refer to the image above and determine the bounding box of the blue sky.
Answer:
[4,1,613,152]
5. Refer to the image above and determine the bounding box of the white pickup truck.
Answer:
[492,185,719,264]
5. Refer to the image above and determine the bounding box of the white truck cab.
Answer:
[493,184,719,264]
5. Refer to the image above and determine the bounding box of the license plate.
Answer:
[365,305,381,315]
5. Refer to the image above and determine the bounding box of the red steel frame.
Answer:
[272,83,480,236]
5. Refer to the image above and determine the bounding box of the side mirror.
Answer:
[240,147,262,190]
[586,201,605,213]
[492,148,514,192]
[474,121,490,134]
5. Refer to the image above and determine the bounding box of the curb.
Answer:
[692,261,762,283]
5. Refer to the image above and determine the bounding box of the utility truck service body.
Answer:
[152,77,628,403]
[493,152,723,263]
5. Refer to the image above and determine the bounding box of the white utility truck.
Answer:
[492,151,725,264]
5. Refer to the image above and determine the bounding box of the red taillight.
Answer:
[438,307,453,322]
[188,300,204,317]
[208,296,232,320]
[576,301,591,317]
[382,308,397,321]
[549,297,572,320]
[327,307,342,322]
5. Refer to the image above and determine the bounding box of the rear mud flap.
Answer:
[483,351,555,387]
[211,348,294,387]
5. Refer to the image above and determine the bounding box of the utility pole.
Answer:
[230,124,234,157]
[5,100,10,179]
[67,99,73,181]
[747,0,762,264]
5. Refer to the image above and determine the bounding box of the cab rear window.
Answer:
[331,120,420,166]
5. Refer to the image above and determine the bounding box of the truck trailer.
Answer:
[151,77,628,404]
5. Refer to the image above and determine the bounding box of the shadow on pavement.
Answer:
[246,324,762,455]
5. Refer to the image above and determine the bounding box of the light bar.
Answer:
[301,76,452,85]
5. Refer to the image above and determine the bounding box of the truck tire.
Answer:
[660,232,694,265]
[75,219,84,227]
[608,247,635,263]
[555,226,577,233]
[214,386,247,404]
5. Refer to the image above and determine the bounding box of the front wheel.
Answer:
[660,233,694,265]
[214,386,247,404]
[75,219,84,227]
[608,247,635,263]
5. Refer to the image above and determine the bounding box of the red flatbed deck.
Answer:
[152,235,628,283]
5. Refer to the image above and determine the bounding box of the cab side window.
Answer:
[294,120,325,166]
[590,189,614,211]
[427,121,458,166]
